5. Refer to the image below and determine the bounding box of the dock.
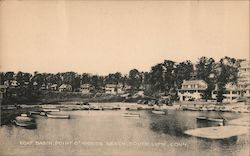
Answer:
[184,126,249,139]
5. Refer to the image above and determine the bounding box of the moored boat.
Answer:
[152,110,166,115]
[12,120,36,128]
[196,116,224,122]
[29,111,41,115]
[46,113,70,119]
[15,114,34,122]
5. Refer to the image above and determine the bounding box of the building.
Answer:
[80,84,95,94]
[178,80,208,101]
[59,84,72,92]
[238,60,250,99]
[50,84,58,91]
[211,60,250,103]
[212,61,250,102]
[105,84,118,94]
[212,83,239,103]
[4,80,18,88]
[105,84,125,95]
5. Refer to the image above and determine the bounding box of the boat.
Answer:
[12,120,36,128]
[60,108,74,111]
[15,114,34,122]
[46,113,70,119]
[186,107,200,111]
[29,111,41,115]
[123,113,140,117]
[101,107,113,110]
[112,107,121,110]
[40,112,46,116]
[196,116,224,123]
[42,108,60,112]
[184,126,249,139]
[152,110,166,115]
[125,107,138,111]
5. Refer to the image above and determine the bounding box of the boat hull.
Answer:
[46,113,70,119]
[152,110,166,115]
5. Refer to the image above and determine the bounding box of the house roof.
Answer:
[59,84,72,88]
[51,84,58,87]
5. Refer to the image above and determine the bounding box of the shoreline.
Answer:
[1,101,249,126]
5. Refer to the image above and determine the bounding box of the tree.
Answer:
[174,60,194,88]
[128,69,141,90]
[0,72,5,85]
[148,63,165,93]
[215,57,240,102]
[195,57,216,100]
[162,60,176,92]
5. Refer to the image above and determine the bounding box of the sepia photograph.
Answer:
[0,0,249,156]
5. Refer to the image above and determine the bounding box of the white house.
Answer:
[212,83,240,103]
[80,84,95,94]
[211,60,250,103]
[50,84,58,91]
[105,84,125,95]
[105,84,118,94]
[238,60,250,99]
[4,80,18,88]
[178,80,208,101]
[59,84,72,92]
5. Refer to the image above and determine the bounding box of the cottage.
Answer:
[212,83,240,103]
[59,84,72,92]
[105,84,118,94]
[50,84,58,91]
[178,80,208,101]
[80,84,95,94]
[4,80,18,88]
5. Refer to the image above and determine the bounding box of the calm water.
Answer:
[0,103,249,156]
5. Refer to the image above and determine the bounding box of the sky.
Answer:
[0,0,249,75]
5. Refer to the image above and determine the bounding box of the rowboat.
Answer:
[46,113,70,119]
[196,116,224,123]
[12,120,36,128]
[123,113,140,117]
[152,110,166,115]
[15,114,34,122]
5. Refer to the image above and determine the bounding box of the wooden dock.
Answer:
[184,126,249,139]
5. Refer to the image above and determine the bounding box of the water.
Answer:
[0,103,249,156]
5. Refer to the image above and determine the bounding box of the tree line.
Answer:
[0,56,243,104]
